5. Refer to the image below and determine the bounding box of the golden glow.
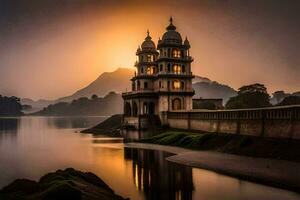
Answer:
[173,65,181,74]
[173,80,180,89]
[146,66,155,75]
[1,2,296,99]
[173,49,181,58]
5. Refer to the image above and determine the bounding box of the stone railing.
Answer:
[166,105,300,139]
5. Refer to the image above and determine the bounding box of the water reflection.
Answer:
[45,116,106,129]
[125,148,194,200]
[0,118,20,133]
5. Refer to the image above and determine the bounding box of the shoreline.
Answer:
[125,142,300,193]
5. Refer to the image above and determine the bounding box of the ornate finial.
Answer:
[167,16,176,30]
[145,29,152,40]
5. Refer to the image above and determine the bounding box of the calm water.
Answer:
[0,116,299,200]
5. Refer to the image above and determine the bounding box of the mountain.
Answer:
[192,81,237,104]
[57,68,133,102]
[22,68,238,112]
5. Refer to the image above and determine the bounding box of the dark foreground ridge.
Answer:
[139,131,300,162]
[81,114,122,136]
[0,168,128,200]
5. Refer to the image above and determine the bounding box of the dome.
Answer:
[141,30,156,50]
[161,17,182,44]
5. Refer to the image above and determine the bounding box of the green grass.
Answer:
[138,131,300,162]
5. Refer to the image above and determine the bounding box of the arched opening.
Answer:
[144,81,148,89]
[181,81,185,90]
[148,102,155,115]
[173,64,181,74]
[132,102,138,116]
[173,80,180,89]
[137,81,140,90]
[125,102,132,116]
[167,63,171,72]
[173,49,181,58]
[143,102,148,115]
[182,65,186,73]
[172,98,181,110]
[146,66,155,75]
[167,48,171,57]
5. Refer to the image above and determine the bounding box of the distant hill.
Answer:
[192,81,237,103]
[57,68,133,102]
[270,90,300,105]
[33,92,122,116]
[58,68,237,104]
[22,68,239,112]
[21,98,54,113]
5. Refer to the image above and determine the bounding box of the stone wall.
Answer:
[166,105,300,139]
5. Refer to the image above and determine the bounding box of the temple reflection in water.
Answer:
[124,148,193,200]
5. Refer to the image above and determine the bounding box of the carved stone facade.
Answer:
[122,18,195,126]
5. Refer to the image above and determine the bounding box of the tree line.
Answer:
[197,83,300,110]
[0,95,23,116]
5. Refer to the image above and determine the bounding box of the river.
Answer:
[0,116,299,200]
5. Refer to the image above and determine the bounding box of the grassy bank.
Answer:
[81,114,122,136]
[139,131,300,162]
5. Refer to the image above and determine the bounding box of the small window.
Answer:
[147,54,154,62]
[173,80,180,89]
[173,49,181,58]
[146,67,155,75]
[159,81,161,88]
[160,64,163,71]
[181,81,185,89]
[167,64,171,72]
[182,65,186,73]
[167,81,170,89]
[173,64,181,74]
[141,67,144,74]
[144,82,148,89]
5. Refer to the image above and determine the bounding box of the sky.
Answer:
[0,0,299,100]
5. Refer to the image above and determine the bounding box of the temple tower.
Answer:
[155,17,194,113]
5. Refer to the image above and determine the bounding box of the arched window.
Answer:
[146,67,155,75]
[125,102,132,116]
[181,81,185,90]
[159,64,163,71]
[167,64,171,72]
[132,102,138,116]
[144,81,148,89]
[173,80,180,89]
[173,64,181,74]
[182,65,186,73]
[172,98,181,110]
[167,81,170,89]
[137,80,140,90]
[159,81,162,88]
[167,48,171,57]
[141,67,144,74]
[173,49,181,58]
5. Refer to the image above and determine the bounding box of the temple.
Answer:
[122,17,194,128]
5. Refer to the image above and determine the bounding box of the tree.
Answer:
[91,94,98,100]
[0,95,23,116]
[277,95,300,106]
[226,83,271,109]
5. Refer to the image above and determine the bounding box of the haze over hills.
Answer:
[57,67,237,103]
[57,68,133,103]
[21,68,239,112]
